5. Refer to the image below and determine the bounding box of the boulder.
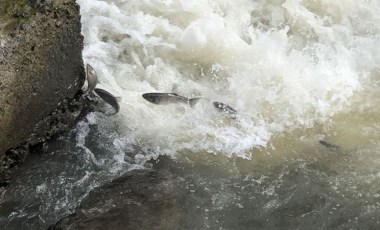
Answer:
[0,0,86,184]
[49,169,187,230]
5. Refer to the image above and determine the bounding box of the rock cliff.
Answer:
[0,0,86,185]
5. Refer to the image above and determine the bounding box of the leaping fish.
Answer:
[213,101,238,119]
[86,64,98,95]
[142,93,201,108]
[94,88,120,115]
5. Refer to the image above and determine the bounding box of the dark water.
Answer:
[1,114,380,229]
[0,114,138,229]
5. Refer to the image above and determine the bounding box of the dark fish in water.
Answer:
[319,140,341,151]
[86,64,98,94]
[94,88,120,115]
[142,93,201,108]
[213,101,238,119]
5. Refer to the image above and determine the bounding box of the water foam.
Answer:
[77,0,380,158]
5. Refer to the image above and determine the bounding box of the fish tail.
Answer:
[188,98,201,108]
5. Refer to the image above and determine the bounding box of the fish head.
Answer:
[142,93,160,104]
[213,102,226,110]
[86,64,98,93]
[213,101,238,119]
[86,64,96,77]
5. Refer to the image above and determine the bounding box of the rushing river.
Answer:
[2,0,380,229]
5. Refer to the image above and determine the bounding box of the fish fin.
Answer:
[189,98,201,108]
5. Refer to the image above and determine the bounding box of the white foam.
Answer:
[77,0,380,159]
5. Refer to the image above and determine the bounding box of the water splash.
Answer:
[76,0,380,160]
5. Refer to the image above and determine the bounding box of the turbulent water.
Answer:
[2,0,380,229]
[78,0,380,158]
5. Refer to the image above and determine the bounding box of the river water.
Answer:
[1,0,380,229]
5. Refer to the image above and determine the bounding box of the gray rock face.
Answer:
[0,0,85,183]
[50,169,187,230]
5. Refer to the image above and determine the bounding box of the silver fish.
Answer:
[142,93,201,108]
[86,64,98,94]
[94,88,119,115]
[213,101,238,119]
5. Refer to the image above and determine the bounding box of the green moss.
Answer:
[0,0,38,18]
[0,0,40,35]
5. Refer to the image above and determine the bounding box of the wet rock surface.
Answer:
[50,169,187,230]
[0,0,86,185]
[0,93,92,186]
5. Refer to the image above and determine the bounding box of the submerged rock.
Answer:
[49,169,186,230]
[0,0,86,184]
